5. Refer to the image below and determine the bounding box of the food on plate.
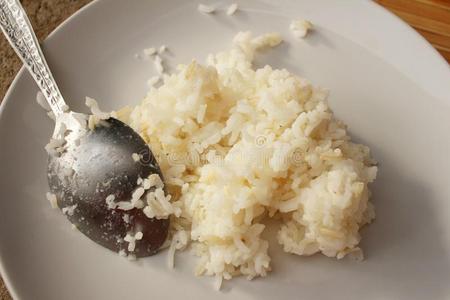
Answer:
[197,3,238,16]
[43,29,377,286]
[227,3,239,16]
[290,19,313,38]
[110,31,377,284]
[197,4,215,14]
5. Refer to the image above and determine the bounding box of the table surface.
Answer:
[0,0,449,299]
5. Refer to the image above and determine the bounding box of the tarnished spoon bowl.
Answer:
[0,0,169,257]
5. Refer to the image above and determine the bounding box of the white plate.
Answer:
[1,0,450,299]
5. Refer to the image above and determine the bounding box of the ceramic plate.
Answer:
[1,0,450,299]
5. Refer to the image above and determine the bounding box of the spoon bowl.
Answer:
[48,116,169,256]
[0,0,169,257]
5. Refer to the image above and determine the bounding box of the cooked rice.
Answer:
[131,153,141,162]
[154,55,164,75]
[110,31,377,282]
[197,4,215,14]
[124,231,144,252]
[159,45,167,54]
[36,91,51,111]
[144,47,157,57]
[227,3,238,16]
[61,204,77,216]
[147,75,161,88]
[290,19,313,38]
[46,192,58,209]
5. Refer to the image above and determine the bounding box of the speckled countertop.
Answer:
[0,2,92,299]
[0,0,92,100]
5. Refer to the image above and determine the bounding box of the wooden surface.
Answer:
[376,0,450,62]
[0,0,449,299]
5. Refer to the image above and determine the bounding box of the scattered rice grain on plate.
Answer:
[85,97,109,119]
[214,274,223,291]
[154,55,164,75]
[198,3,215,14]
[86,97,110,129]
[47,111,56,121]
[226,3,238,16]
[167,230,189,269]
[147,75,161,88]
[36,91,51,111]
[143,47,157,57]
[290,19,313,38]
[159,45,167,54]
[61,104,69,112]
[44,138,65,156]
[46,192,58,209]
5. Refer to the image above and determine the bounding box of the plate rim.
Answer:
[0,2,102,298]
[0,0,449,298]
[371,0,449,67]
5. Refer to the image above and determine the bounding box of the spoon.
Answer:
[0,0,169,257]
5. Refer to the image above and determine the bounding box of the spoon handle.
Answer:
[0,0,67,116]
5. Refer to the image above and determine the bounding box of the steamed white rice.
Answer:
[290,19,313,38]
[113,32,377,282]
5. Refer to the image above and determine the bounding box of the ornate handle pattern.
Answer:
[0,0,67,116]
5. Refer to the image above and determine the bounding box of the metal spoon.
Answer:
[0,0,169,257]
